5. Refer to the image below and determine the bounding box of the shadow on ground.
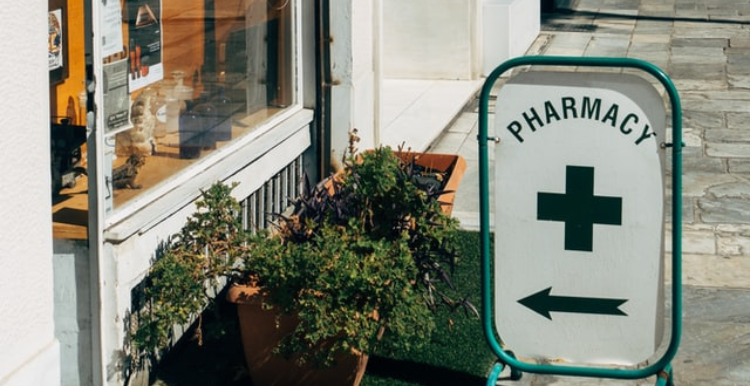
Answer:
[365,356,486,386]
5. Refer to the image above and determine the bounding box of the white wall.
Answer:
[329,0,378,165]
[0,1,62,385]
[383,0,480,80]
[482,0,541,75]
[351,0,376,149]
[381,0,541,80]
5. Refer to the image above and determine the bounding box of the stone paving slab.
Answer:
[433,1,750,385]
[492,287,750,386]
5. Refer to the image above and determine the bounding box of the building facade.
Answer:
[1,1,539,385]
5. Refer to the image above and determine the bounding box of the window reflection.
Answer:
[110,0,294,207]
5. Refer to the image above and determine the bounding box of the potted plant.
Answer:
[226,133,473,385]
[132,132,474,386]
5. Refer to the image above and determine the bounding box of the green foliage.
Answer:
[175,181,247,284]
[133,246,206,352]
[133,132,474,369]
[252,132,475,366]
[246,222,435,366]
[133,182,247,354]
[145,231,494,386]
[340,146,469,313]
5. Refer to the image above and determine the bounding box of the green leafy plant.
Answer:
[133,131,475,369]
[133,182,247,354]
[275,132,474,315]
[249,131,476,365]
[339,145,471,313]
[243,221,434,366]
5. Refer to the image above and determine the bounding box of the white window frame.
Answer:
[90,0,307,239]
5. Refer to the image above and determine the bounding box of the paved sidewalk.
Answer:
[430,0,750,385]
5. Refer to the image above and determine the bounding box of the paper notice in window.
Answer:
[103,58,131,133]
[100,0,124,58]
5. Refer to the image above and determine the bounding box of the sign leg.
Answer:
[655,365,674,386]
[485,362,504,386]
[486,351,523,385]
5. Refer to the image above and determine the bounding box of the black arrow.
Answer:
[518,287,628,320]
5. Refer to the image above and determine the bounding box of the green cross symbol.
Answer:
[537,166,622,252]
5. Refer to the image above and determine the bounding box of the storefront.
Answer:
[37,1,541,385]
[51,1,318,385]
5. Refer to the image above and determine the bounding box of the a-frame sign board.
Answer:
[479,56,682,386]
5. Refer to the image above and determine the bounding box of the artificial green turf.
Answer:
[151,230,496,386]
[360,230,496,386]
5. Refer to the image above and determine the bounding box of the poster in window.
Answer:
[49,0,67,84]
[103,57,131,133]
[126,0,164,91]
[101,0,125,58]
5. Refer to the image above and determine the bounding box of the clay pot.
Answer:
[393,152,466,215]
[226,284,369,386]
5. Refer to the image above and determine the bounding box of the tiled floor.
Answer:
[380,78,484,152]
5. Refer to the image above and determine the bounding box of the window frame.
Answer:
[91,0,306,234]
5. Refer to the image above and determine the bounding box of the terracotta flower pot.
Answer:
[226,284,369,386]
[393,151,466,215]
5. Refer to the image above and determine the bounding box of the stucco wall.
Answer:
[382,0,479,80]
[482,0,540,75]
[329,0,377,165]
[0,1,61,385]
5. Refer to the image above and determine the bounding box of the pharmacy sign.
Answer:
[493,71,668,366]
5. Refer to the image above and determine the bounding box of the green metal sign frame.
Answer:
[479,56,682,386]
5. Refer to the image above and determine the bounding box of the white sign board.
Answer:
[493,72,666,366]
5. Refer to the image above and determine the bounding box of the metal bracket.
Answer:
[479,135,501,144]
[661,142,686,149]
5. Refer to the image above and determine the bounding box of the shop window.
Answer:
[51,0,88,240]
[104,0,296,209]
